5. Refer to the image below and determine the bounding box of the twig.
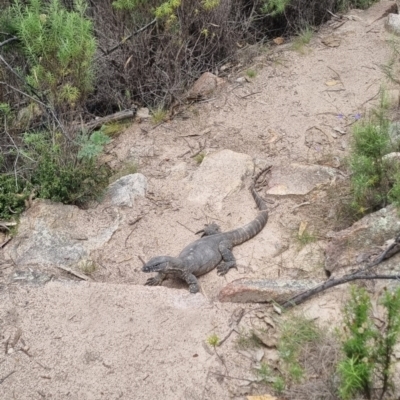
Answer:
[97,18,157,60]
[240,91,262,99]
[138,255,146,266]
[326,9,341,19]
[124,216,142,247]
[218,328,239,347]
[210,371,255,382]
[291,202,311,212]
[0,238,12,249]
[0,371,15,384]
[56,265,89,281]
[176,221,196,234]
[0,37,18,48]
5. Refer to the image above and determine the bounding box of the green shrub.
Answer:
[278,315,321,383]
[338,286,400,400]
[0,174,30,220]
[348,93,400,213]
[22,130,110,205]
[260,0,290,16]
[10,0,96,108]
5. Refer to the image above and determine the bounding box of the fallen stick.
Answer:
[56,265,89,281]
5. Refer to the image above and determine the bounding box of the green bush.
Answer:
[10,0,96,109]
[349,93,400,214]
[22,130,110,204]
[0,174,30,220]
[338,286,400,400]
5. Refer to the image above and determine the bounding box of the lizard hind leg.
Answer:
[196,222,221,237]
[217,240,237,276]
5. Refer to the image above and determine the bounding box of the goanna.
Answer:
[142,166,272,293]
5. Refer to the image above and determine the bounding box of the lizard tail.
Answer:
[226,166,271,246]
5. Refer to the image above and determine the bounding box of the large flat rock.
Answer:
[187,149,254,209]
[0,282,233,399]
[7,199,120,267]
[266,164,337,196]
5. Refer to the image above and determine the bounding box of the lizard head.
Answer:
[142,256,176,272]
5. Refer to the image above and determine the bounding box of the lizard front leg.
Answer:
[217,240,237,276]
[145,272,166,286]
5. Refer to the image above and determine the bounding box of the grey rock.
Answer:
[7,199,120,267]
[186,72,225,100]
[136,107,150,120]
[107,173,147,207]
[218,279,320,303]
[12,269,52,285]
[266,163,338,196]
[325,205,400,273]
[187,149,254,210]
[385,13,400,35]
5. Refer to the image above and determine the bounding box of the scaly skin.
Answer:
[142,166,272,293]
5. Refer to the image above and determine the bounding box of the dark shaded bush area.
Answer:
[85,0,340,114]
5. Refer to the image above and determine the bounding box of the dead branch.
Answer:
[97,18,157,59]
[0,37,18,48]
[81,108,137,133]
[56,265,89,281]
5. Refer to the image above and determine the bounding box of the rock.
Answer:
[383,152,400,162]
[325,205,400,274]
[187,150,253,209]
[266,163,338,196]
[12,269,52,285]
[136,107,150,120]
[186,72,225,101]
[389,121,400,144]
[7,200,120,267]
[294,242,326,273]
[385,13,400,35]
[106,173,147,207]
[321,36,341,47]
[218,279,320,303]
[235,76,249,83]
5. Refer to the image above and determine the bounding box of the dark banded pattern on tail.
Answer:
[225,166,271,246]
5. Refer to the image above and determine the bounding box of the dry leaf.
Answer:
[273,37,284,45]
[124,55,133,70]
[325,80,340,86]
[298,220,308,236]
[272,304,282,315]
[247,395,278,400]
[333,127,346,135]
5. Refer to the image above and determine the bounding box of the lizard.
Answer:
[141,166,272,293]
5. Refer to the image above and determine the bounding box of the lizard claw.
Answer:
[145,277,162,286]
[189,283,200,293]
[217,262,237,276]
